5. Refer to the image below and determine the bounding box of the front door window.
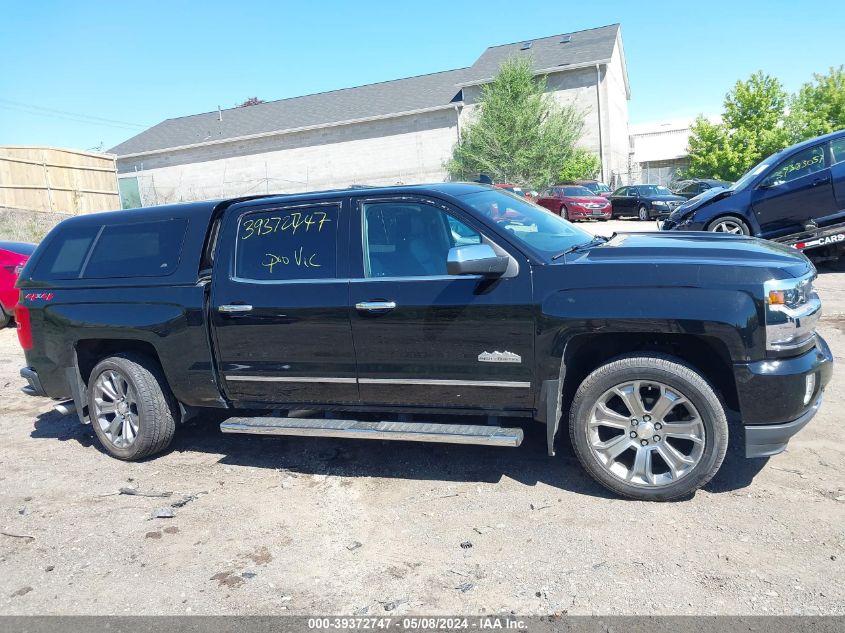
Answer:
[762,145,826,187]
[362,202,479,278]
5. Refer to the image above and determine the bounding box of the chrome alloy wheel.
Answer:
[711,220,744,234]
[92,370,140,448]
[586,380,706,488]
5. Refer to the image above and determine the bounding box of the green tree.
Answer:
[558,148,601,181]
[787,66,845,140]
[686,72,791,181]
[446,57,589,190]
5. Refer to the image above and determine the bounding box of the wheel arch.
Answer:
[75,339,164,387]
[543,331,739,456]
[563,331,737,412]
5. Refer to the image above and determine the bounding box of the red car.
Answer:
[536,185,612,221]
[0,241,35,328]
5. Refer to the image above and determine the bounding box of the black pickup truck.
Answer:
[15,183,833,500]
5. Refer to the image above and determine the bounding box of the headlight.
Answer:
[764,274,821,351]
[653,201,667,207]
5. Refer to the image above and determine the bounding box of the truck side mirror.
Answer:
[447,244,508,277]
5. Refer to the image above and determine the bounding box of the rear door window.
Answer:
[83,219,188,279]
[234,204,339,281]
[831,138,845,165]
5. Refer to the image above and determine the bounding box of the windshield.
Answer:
[580,182,610,194]
[639,185,673,196]
[460,189,593,260]
[730,157,776,191]
[563,186,595,197]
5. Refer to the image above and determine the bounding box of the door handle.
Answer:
[811,176,831,187]
[355,301,397,313]
[219,304,253,313]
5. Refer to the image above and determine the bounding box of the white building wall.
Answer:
[603,38,630,186]
[117,109,460,206]
[546,67,603,157]
[117,66,630,204]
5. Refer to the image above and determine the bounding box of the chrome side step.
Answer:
[220,417,523,447]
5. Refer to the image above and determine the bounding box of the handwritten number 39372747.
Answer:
[241,211,331,240]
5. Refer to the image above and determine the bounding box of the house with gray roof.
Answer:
[111,24,629,207]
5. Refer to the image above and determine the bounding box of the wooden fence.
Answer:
[0,146,120,215]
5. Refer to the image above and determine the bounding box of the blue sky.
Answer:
[1,0,843,151]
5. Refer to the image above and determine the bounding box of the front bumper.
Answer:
[569,207,611,219]
[745,393,823,458]
[660,216,706,231]
[20,367,47,397]
[736,335,834,457]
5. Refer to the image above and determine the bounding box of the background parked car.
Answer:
[536,185,612,221]
[0,241,35,328]
[672,178,733,199]
[608,184,686,220]
[661,129,845,240]
[558,179,612,198]
[494,183,527,197]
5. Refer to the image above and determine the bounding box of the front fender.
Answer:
[535,286,760,386]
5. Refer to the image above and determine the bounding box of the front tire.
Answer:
[88,353,177,460]
[561,205,571,221]
[569,355,728,501]
[0,309,10,328]
[638,205,650,221]
[707,215,750,235]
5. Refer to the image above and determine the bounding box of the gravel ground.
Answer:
[1,222,844,615]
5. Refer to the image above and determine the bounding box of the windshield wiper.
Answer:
[552,234,610,260]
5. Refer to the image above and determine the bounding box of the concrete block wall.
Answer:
[117,64,629,204]
[118,109,461,206]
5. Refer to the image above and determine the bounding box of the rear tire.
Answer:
[0,310,10,328]
[707,215,750,235]
[88,353,177,460]
[569,355,728,501]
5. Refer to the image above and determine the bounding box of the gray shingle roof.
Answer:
[462,24,619,84]
[109,24,619,157]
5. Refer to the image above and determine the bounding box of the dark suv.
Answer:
[662,130,845,239]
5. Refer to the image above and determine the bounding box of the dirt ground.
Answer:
[1,223,844,616]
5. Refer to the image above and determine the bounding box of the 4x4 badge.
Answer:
[478,350,522,363]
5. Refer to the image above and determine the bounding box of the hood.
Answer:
[563,231,813,283]
[647,195,686,202]
[566,196,610,205]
